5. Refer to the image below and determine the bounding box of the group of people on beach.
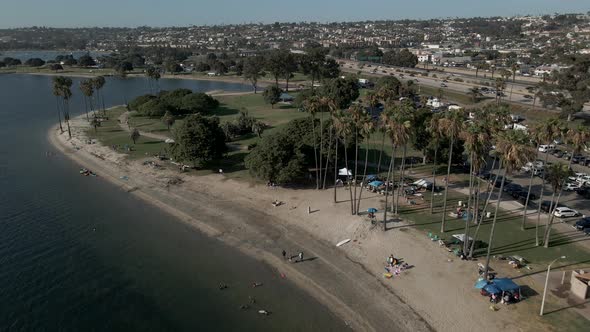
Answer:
[282,249,304,263]
[385,254,410,277]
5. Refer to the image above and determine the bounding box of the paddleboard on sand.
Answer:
[336,239,351,247]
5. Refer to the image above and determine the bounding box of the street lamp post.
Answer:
[540,256,566,316]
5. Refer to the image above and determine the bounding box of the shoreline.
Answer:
[48,116,434,332]
[50,112,564,332]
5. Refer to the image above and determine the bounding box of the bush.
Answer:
[131,89,220,116]
[129,94,157,111]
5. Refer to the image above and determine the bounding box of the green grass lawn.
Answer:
[87,106,169,160]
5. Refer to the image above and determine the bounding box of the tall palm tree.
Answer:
[427,114,443,214]
[483,130,536,279]
[332,110,345,203]
[79,79,95,121]
[355,111,375,214]
[51,77,64,133]
[392,103,413,215]
[543,126,589,247]
[92,76,106,116]
[381,108,398,230]
[53,76,73,138]
[439,109,463,233]
[509,63,519,101]
[495,78,506,105]
[350,103,366,214]
[303,97,321,189]
[520,127,541,231]
[533,118,565,246]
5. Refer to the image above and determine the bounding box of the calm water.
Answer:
[0,74,345,331]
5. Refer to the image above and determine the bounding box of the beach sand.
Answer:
[50,115,554,331]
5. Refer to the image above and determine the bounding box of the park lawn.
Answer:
[397,190,590,267]
[87,106,169,160]
[0,65,142,77]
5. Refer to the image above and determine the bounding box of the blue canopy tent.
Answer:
[367,208,378,213]
[474,279,488,289]
[366,175,378,181]
[493,278,520,292]
[368,181,384,187]
[483,284,501,295]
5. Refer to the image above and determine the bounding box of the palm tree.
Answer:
[131,128,140,144]
[90,115,100,132]
[51,77,64,133]
[53,76,73,138]
[355,110,375,214]
[468,87,481,103]
[543,126,589,247]
[146,66,161,93]
[303,97,322,189]
[439,109,463,233]
[509,63,519,101]
[162,111,176,131]
[460,116,490,253]
[392,103,413,215]
[427,114,443,214]
[495,78,506,105]
[520,127,541,231]
[92,76,106,116]
[533,118,565,246]
[79,79,95,121]
[381,108,398,231]
[483,130,536,279]
[350,103,367,214]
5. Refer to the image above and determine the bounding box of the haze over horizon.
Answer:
[1,0,588,28]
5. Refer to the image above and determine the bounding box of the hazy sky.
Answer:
[1,0,588,28]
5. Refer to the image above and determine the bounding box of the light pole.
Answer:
[540,255,566,316]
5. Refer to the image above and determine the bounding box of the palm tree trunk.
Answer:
[543,158,573,247]
[535,147,551,246]
[83,95,89,122]
[377,132,386,174]
[344,137,354,215]
[55,96,64,133]
[383,144,396,231]
[441,136,455,233]
[356,142,370,214]
[469,158,501,258]
[483,168,507,280]
[394,144,407,215]
[311,117,319,189]
[463,153,474,253]
[521,147,538,231]
[430,146,438,214]
[63,99,72,139]
[319,112,324,188]
[323,126,333,190]
[334,137,339,203]
[353,127,359,214]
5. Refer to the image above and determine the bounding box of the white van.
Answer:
[538,145,555,153]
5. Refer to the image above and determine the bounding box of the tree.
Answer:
[320,77,359,110]
[78,54,96,67]
[482,130,536,279]
[243,56,266,94]
[51,77,64,134]
[92,76,106,116]
[375,76,401,103]
[24,58,45,67]
[180,92,219,114]
[90,116,100,132]
[439,109,464,233]
[170,114,227,167]
[281,52,297,92]
[53,76,74,138]
[115,61,133,76]
[542,126,589,247]
[266,49,288,86]
[131,128,140,144]
[263,85,282,108]
[509,63,520,101]
[427,114,443,214]
[79,79,95,121]
[146,66,161,93]
[382,49,418,67]
[161,111,175,130]
[3,57,21,66]
[50,63,63,72]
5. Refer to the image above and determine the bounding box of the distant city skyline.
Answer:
[1,0,589,28]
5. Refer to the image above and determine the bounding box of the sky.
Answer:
[0,0,588,28]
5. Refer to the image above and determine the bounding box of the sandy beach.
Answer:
[50,114,558,332]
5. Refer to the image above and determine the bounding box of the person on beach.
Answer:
[298,252,303,262]
[282,249,286,260]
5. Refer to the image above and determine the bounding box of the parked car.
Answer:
[574,217,590,230]
[515,190,537,201]
[523,94,533,99]
[440,83,448,87]
[553,207,580,218]
[564,182,582,191]
[503,183,522,193]
[540,200,565,213]
[571,154,585,164]
[552,150,565,158]
[516,195,534,206]
[584,228,590,236]
[538,144,556,153]
[568,172,587,182]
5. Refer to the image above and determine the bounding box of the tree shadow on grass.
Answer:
[142,140,164,145]
[213,105,240,117]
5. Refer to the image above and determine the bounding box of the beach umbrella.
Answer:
[367,208,378,213]
[474,279,488,289]
[165,138,175,144]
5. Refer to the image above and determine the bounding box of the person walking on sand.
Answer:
[298,252,303,262]
[282,249,287,260]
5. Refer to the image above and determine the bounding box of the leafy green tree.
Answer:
[245,132,306,184]
[180,92,219,114]
[243,56,266,94]
[92,76,106,115]
[319,77,359,109]
[170,114,227,167]
[263,85,282,108]
[24,58,45,67]
[382,49,418,67]
[131,128,140,144]
[78,54,96,67]
[115,61,133,75]
[266,49,288,86]
[161,111,175,130]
